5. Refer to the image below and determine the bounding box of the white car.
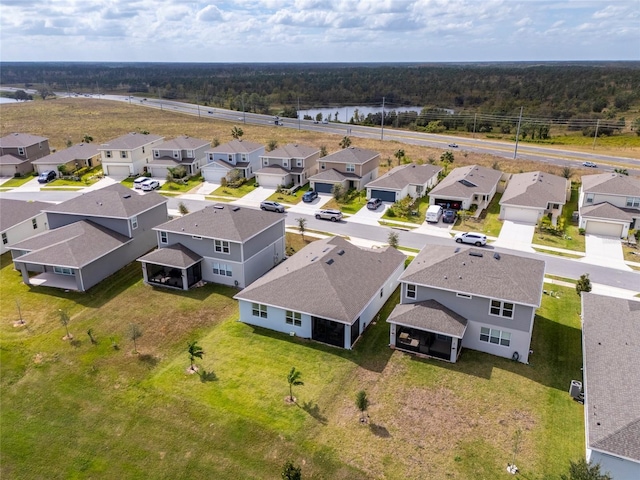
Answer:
[315,209,343,222]
[133,176,148,189]
[141,179,160,191]
[582,161,597,168]
[448,143,458,148]
[454,232,487,246]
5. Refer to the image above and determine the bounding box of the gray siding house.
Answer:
[201,139,264,183]
[148,135,209,178]
[581,293,640,479]
[99,132,164,177]
[235,236,405,349]
[388,245,545,363]
[0,199,50,255]
[366,163,442,203]
[9,184,168,291]
[429,165,503,211]
[138,204,285,290]
[31,143,101,176]
[255,143,320,188]
[308,147,380,193]
[0,133,51,177]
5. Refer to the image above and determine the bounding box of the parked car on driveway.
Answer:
[315,209,343,222]
[454,232,487,246]
[133,176,148,189]
[302,190,318,203]
[260,201,285,213]
[442,209,457,224]
[367,198,382,210]
[582,161,597,168]
[141,179,160,191]
[37,170,57,184]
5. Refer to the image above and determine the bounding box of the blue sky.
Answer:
[1,0,638,62]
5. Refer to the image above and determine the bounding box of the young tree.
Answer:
[178,202,189,215]
[296,217,307,241]
[614,168,629,175]
[129,323,143,354]
[394,149,405,165]
[331,183,345,202]
[440,151,455,174]
[231,126,244,139]
[576,274,592,296]
[287,367,304,402]
[188,340,204,372]
[560,458,611,480]
[339,136,351,149]
[281,460,302,480]
[82,134,93,143]
[387,231,399,249]
[59,309,72,340]
[355,390,369,422]
[267,139,278,152]
[319,145,327,157]
[561,167,573,179]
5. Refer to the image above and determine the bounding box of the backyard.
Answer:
[0,246,585,480]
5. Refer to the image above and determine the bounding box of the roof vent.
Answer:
[493,252,501,260]
[232,206,240,211]
[311,256,318,262]
[123,194,131,199]
[454,247,460,253]
[322,247,330,252]
[213,205,224,209]
[337,249,345,256]
[469,251,483,258]
[326,258,334,265]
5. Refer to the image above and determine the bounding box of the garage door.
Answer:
[503,207,540,224]
[0,165,16,177]
[202,168,227,183]
[106,165,131,177]
[370,189,397,203]
[585,221,623,237]
[434,199,462,210]
[149,166,169,178]
[256,174,281,188]
[314,182,334,194]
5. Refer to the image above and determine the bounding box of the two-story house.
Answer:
[148,135,209,178]
[31,143,100,176]
[308,147,380,193]
[0,199,50,255]
[201,139,264,183]
[235,236,405,349]
[578,173,640,238]
[366,163,442,203]
[429,165,503,212]
[499,171,570,226]
[387,245,545,363]
[138,204,285,290]
[9,184,168,291]
[0,133,51,177]
[99,132,164,177]
[254,143,320,188]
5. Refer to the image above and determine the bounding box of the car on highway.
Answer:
[366,198,382,210]
[582,161,597,168]
[37,170,57,184]
[448,143,458,148]
[442,209,457,224]
[302,190,318,203]
[208,110,213,114]
[260,201,285,213]
[141,179,160,191]
[315,209,343,222]
[454,232,487,246]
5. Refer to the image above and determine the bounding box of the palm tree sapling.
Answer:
[188,341,204,372]
[287,367,304,402]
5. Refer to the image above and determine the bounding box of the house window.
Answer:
[406,284,416,299]
[480,327,511,347]
[18,147,25,156]
[214,239,230,254]
[105,151,112,158]
[120,151,127,159]
[2,233,7,245]
[208,153,214,162]
[252,303,267,318]
[585,193,594,204]
[131,216,138,230]
[283,160,288,168]
[160,231,168,244]
[142,146,145,154]
[456,293,472,299]
[346,164,355,173]
[286,310,302,326]
[53,266,73,275]
[154,151,160,158]
[192,235,202,240]
[228,154,233,163]
[626,197,640,208]
[489,300,514,318]
[188,150,194,158]
[213,263,232,276]
[380,287,384,298]
[173,151,179,158]
[263,159,269,166]
[32,218,38,229]
[320,162,325,170]
[296,159,303,167]
[241,154,247,162]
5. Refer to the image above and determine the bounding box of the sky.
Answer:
[0,0,638,63]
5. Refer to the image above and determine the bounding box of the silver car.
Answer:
[315,209,343,222]
[260,201,285,213]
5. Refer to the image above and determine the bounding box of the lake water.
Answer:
[298,105,423,122]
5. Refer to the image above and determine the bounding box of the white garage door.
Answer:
[0,165,16,177]
[585,221,623,237]
[255,174,282,188]
[149,166,169,178]
[106,165,131,177]
[202,168,227,183]
[503,207,540,224]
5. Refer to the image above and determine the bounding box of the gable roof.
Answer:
[234,236,405,324]
[582,173,640,196]
[0,132,48,148]
[9,220,130,268]
[321,147,379,165]
[429,165,502,199]
[387,300,468,338]
[366,163,442,191]
[0,199,49,232]
[32,143,99,165]
[156,204,283,242]
[500,171,568,208]
[99,132,163,150]
[207,139,264,154]
[154,135,209,151]
[43,184,167,219]
[582,293,640,463]
[138,244,202,269]
[400,245,545,307]
[309,168,357,182]
[262,143,319,159]
[0,154,28,165]
[580,202,634,222]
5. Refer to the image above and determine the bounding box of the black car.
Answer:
[37,170,57,184]
[302,190,318,203]
[442,209,456,224]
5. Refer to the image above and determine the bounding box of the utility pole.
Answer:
[381,97,385,141]
[473,113,477,138]
[241,94,245,123]
[298,97,301,131]
[196,93,201,118]
[513,106,523,160]
[592,119,600,150]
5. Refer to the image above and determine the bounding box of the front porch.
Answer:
[138,244,203,291]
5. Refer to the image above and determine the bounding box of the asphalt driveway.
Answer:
[582,234,630,270]
[493,220,535,252]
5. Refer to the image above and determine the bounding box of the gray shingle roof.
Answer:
[262,143,319,159]
[138,244,202,268]
[99,132,163,150]
[321,147,379,165]
[0,154,26,165]
[43,184,167,219]
[156,204,284,242]
[234,236,405,324]
[10,220,130,268]
[207,139,263,154]
[31,143,99,165]
[255,165,290,175]
[500,171,568,208]
[366,163,442,191]
[154,135,209,151]
[387,300,468,338]
[582,293,640,463]
[579,202,634,222]
[0,199,50,232]
[429,165,503,199]
[400,245,545,306]
[0,132,48,148]
[310,168,358,182]
[582,173,640,196]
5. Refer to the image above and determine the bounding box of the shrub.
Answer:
[579,228,586,235]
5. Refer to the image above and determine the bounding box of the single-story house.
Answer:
[366,163,442,203]
[31,143,101,175]
[429,165,503,211]
[235,236,406,349]
[0,199,50,255]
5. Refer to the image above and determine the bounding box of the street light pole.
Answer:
[381,97,385,141]
[513,106,523,159]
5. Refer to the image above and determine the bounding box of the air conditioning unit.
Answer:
[569,380,582,399]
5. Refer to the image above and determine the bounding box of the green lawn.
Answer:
[46,166,105,188]
[267,184,311,204]
[0,250,584,480]
[381,196,431,224]
[0,175,36,188]
[323,190,368,214]
[160,174,204,193]
[210,178,258,198]
[532,187,585,252]
[453,193,504,237]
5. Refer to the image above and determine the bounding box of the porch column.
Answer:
[17,263,31,286]
[141,262,149,283]
[182,269,188,290]
[450,337,458,363]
